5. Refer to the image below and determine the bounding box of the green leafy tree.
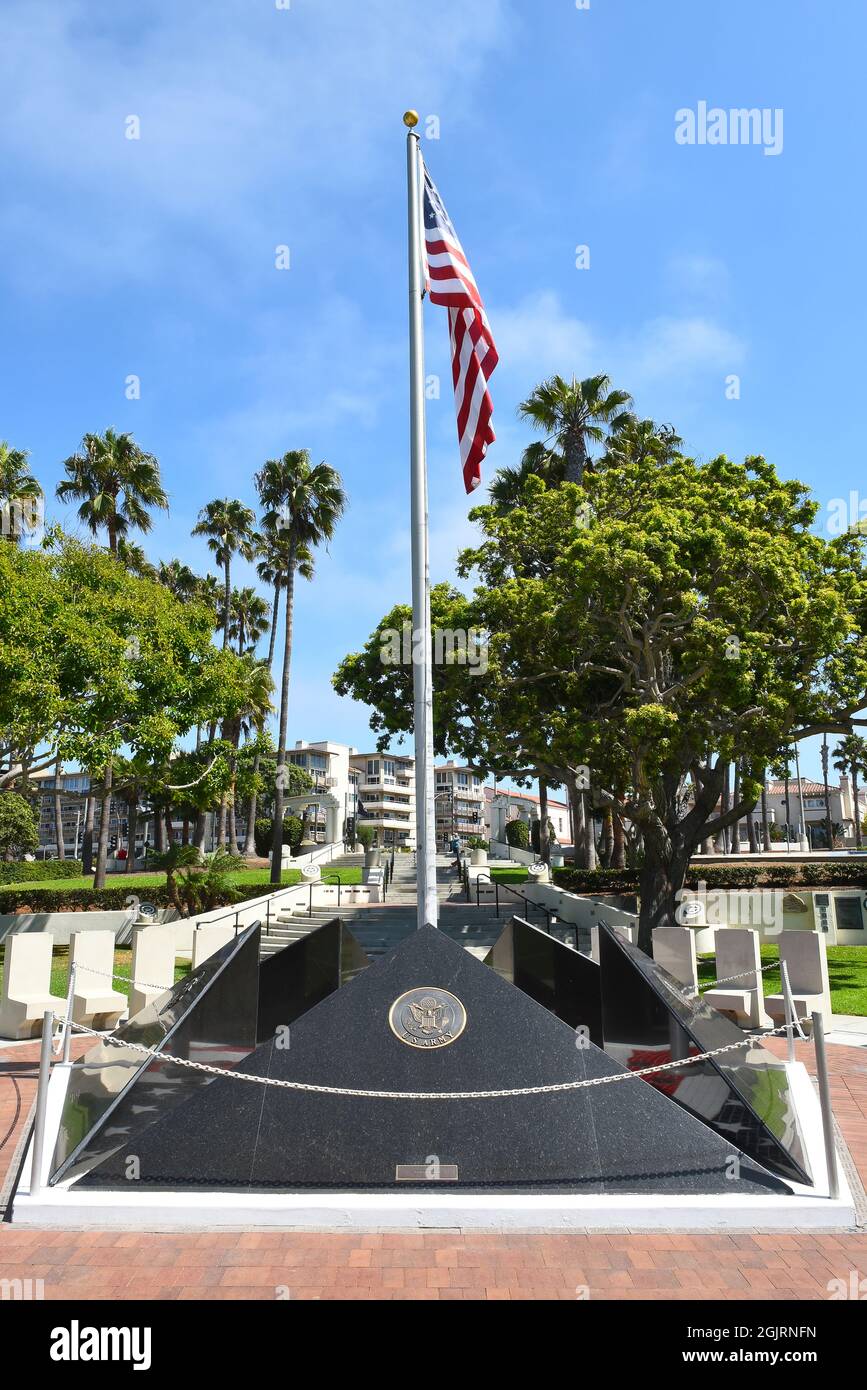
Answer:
[0,791,39,859]
[255,451,346,884]
[56,429,168,554]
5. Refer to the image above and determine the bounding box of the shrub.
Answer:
[254,815,303,857]
[552,860,867,896]
[466,836,489,851]
[356,824,376,850]
[0,792,39,859]
[505,819,530,850]
[0,859,83,885]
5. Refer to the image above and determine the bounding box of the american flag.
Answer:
[423,162,498,494]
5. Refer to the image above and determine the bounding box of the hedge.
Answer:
[552,860,867,896]
[0,859,84,886]
[0,879,284,915]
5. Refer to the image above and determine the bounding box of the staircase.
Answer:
[258,852,587,960]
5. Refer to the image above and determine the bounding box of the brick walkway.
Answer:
[1,1034,865,1301]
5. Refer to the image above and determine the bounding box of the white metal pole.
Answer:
[30,1011,55,1197]
[406,114,438,929]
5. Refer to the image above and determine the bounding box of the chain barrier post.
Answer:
[781,958,797,1062]
[61,962,76,1064]
[812,1010,840,1200]
[29,1011,55,1197]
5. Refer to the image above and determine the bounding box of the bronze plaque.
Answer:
[388,987,467,1049]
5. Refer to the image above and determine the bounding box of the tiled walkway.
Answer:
[1,1035,865,1301]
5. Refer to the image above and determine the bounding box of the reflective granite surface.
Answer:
[77,926,790,1195]
[257,918,370,1044]
[599,924,812,1186]
[51,925,261,1185]
[485,916,603,1046]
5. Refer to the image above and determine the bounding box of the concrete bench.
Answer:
[129,926,176,1018]
[590,922,637,964]
[652,926,698,993]
[70,930,126,1031]
[0,934,65,1040]
[191,925,237,969]
[765,930,832,1036]
[703,928,771,1029]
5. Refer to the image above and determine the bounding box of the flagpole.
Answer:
[405,110,439,929]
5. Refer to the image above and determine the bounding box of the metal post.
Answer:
[406,114,438,931]
[30,1011,55,1198]
[812,1011,839,1199]
[781,958,797,1062]
[61,962,76,1064]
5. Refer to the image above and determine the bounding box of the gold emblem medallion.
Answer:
[389,987,467,1049]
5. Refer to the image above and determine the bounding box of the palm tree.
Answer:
[157,559,200,603]
[116,537,156,578]
[0,442,42,544]
[256,527,314,669]
[821,734,834,850]
[519,374,633,485]
[488,442,564,511]
[601,417,683,470]
[223,656,274,851]
[192,499,257,650]
[225,586,270,656]
[833,735,867,851]
[56,429,168,553]
[255,450,346,883]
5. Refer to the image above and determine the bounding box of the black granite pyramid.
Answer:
[485,916,602,1045]
[51,924,262,1186]
[598,924,811,1186]
[73,925,790,1195]
[257,918,370,1043]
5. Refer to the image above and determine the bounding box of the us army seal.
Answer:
[389,987,467,1049]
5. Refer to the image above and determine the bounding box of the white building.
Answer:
[284,741,416,848]
[485,784,571,847]
[352,750,416,849]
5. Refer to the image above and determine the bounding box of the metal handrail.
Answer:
[472,870,554,932]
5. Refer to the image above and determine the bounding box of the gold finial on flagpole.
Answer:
[403,110,420,129]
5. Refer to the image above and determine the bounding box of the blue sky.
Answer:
[1,0,864,782]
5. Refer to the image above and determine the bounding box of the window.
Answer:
[367,759,379,777]
[457,771,468,787]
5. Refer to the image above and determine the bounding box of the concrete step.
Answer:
[259,909,588,959]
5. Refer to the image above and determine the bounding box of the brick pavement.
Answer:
[0,1034,865,1301]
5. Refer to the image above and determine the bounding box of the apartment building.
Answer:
[283,741,417,848]
[351,751,416,848]
[761,777,867,848]
[434,764,486,850]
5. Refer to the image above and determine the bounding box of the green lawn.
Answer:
[0,947,190,1002]
[488,866,530,884]
[698,943,867,1017]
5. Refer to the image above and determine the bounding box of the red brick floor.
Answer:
[1,1034,865,1301]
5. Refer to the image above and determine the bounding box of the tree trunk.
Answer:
[563,428,587,486]
[271,546,297,884]
[193,811,208,854]
[538,777,550,865]
[223,556,231,651]
[714,765,730,853]
[217,796,227,847]
[854,767,863,850]
[267,581,281,669]
[600,807,614,868]
[747,799,759,853]
[611,811,627,870]
[81,791,95,876]
[821,736,833,850]
[243,786,259,857]
[730,763,741,853]
[164,806,174,849]
[126,794,138,873]
[154,807,166,854]
[637,843,691,955]
[761,783,772,851]
[53,758,65,860]
[182,815,190,846]
[784,773,792,847]
[93,761,113,891]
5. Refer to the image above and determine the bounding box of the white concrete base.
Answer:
[11,1057,856,1232]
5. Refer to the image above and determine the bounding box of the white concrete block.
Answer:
[191,925,237,968]
[129,926,176,1018]
[70,931,126,1030]
[0,933,65,1040]
[652,926,698,992]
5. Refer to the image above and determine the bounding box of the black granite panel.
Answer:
[598,924,811,1186]
[77,926,790,1196]
[257,918,369,1043]
[485,917,603,1045]
[50,925,261,1185]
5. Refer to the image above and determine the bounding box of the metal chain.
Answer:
[697,959,779,993]
[64,1016,811,1102]
[69,961,175,994]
